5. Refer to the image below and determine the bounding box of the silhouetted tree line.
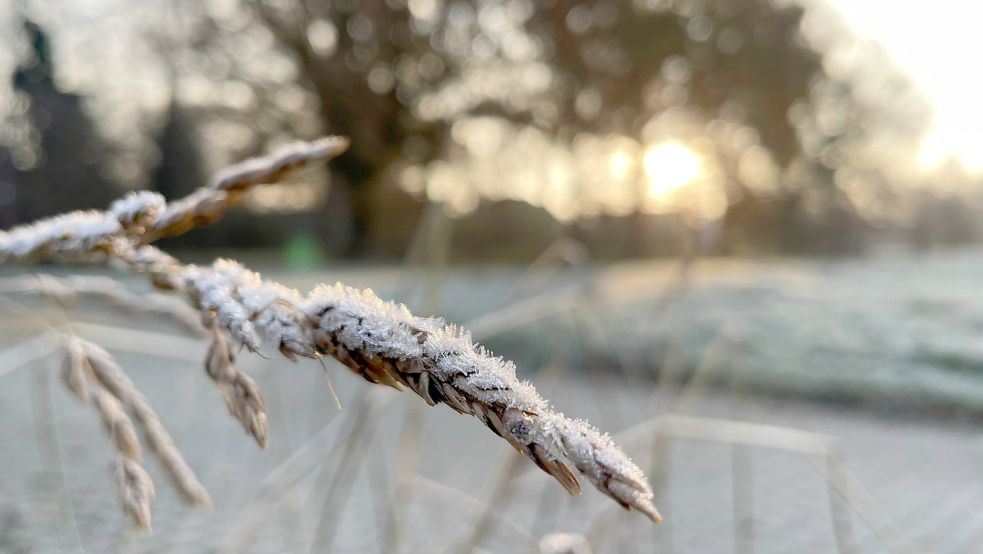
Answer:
[2,3,980,259]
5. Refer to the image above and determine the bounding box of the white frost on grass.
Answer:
[109,191,166,227]
[180,258,660,521]
[0,191,168,263]
[0,211,120,262]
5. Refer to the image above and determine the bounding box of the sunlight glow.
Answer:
[609,150,635,180]
[824,0,983,172]
[643,141,704,198]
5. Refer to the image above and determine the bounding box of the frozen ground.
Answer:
[2,250,983,553]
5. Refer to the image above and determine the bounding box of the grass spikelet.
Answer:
[60,336,88,402]
[115,457,156,530]
[208,136,350,192]
[92,387,142,461]
[64,338,213,518]
[128,395,213,508]
[205,323,268,448]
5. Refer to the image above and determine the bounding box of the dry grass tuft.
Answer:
[59,337,213,524]
[0,136,661,527]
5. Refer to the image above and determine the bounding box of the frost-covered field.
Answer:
[453,250,983,414]
[2,250,983,553]
[612,252,983,413]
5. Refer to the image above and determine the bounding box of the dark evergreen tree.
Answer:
[149,96,205,200]
[6,18,120,224]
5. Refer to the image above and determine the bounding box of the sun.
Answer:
[643,141,704,198]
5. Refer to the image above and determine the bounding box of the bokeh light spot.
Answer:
[643,141,704,198]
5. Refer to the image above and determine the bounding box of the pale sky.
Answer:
[822,0,983,172]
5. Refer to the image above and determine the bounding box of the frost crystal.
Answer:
[0,211,120,262]
[109,191,166,227]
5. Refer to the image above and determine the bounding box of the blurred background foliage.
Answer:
[0,0,975,259]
